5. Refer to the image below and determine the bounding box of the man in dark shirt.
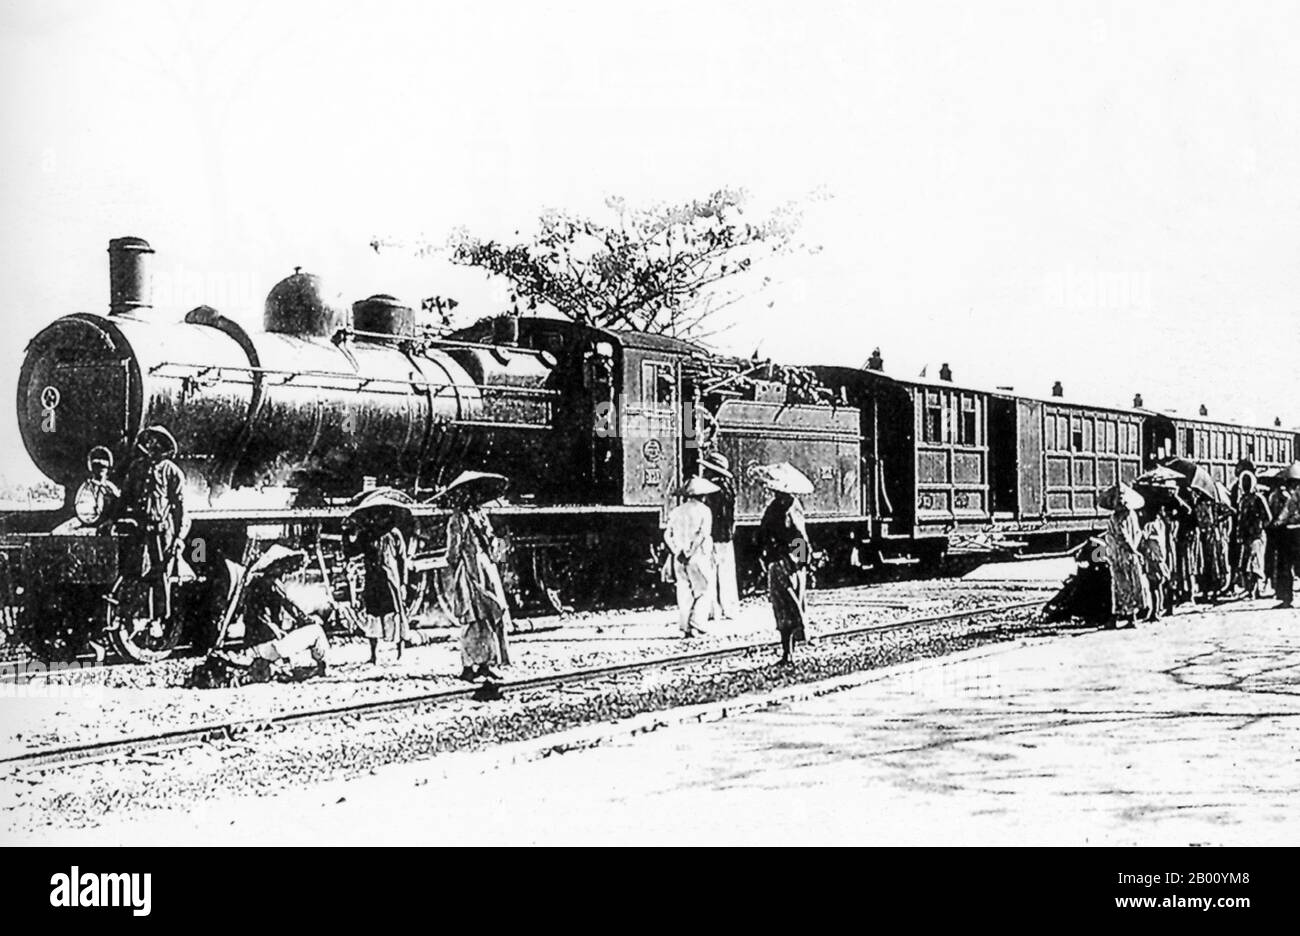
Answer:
[117,425,189,619]
[703,452,739,621]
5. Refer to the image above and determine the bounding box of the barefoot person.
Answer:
[755,462,813,664]
[346,490,412,664]
[440,471,513,681]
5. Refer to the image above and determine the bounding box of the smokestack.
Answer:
[108,236,154,316]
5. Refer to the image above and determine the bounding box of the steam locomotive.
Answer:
[3,237,1297,662]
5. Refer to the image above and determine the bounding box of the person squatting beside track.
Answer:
[208,546,330,684]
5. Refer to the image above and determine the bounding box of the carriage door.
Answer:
[622,353,681,511]
[1016,398,1044,519]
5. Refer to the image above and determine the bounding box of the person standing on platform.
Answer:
[439,471,513,681]
[1194,491,1229,601]
[1266,478,1291,595]
[1139,505,1172,620]
[1172,494,1200,606]
[756,463,813,664]
[702,453,739,622]
[345,490,412,665]
[664,476,717,638]
[1103,483,1149,628]
[1271,464,1300,609]
[1234,471,1272,599]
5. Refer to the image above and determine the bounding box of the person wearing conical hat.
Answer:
[701,452,739,622]
[664,476,717,637]
[242,546,318,645]
[758,476,811,663]
[1103,484,1149,628]
[116,424,189,620]
[344,515,409,665]
[213,545,330,680]
[444,483,513,681]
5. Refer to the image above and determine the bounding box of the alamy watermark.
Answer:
[0,660,105,699]
[1044,266,1153,312]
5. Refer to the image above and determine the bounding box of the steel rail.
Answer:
[0,598,1044,772]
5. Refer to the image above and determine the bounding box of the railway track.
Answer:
[0,597,1045,773]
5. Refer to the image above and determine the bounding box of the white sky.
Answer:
[2,0,1298,483]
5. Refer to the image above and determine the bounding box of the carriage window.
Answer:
[959,395,977,445]
[641,361,674,410]
[923,391,942,443]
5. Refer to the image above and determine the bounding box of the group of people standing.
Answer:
[345,472,514,681]
[664,452,812,664]
[1104,463,1300,628]
[213,471,515,683]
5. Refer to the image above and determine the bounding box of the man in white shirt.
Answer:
[664,476,718,636]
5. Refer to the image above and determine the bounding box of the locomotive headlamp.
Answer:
[594,341,614,358]
[73,480,106,526]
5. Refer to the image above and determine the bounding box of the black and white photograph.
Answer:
[0,0,1296,877]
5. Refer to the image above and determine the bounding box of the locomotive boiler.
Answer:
[19,238,556,505]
